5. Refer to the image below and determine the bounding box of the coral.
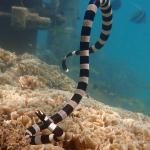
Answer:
[0,49,75,91]
[0,86,150,150]
[30,144,65,150]
[62,102,150,150]
[0,48,17,65]
[19,75,46,90]
[17,56,75,91]
[0,49,150,150]
[0,121,29,150]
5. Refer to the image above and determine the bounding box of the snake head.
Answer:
[35,110,48,122]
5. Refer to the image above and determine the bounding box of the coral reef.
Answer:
[0,48,75,91]
[0,49,150,150]
[0,48,17,66]
[19,75,46,89]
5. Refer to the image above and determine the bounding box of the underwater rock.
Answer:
[111,0,122,11]
[130,7,146,24]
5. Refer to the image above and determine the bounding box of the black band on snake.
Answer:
[62,0,112,72]
[25,0,112,145]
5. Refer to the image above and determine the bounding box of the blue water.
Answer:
[76,0,150,115]
[37,0,150,115]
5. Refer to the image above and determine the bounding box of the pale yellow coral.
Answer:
[11,111,20,120]
[0,48,75,91]
[0,48,17,65]
[0,49,150,150]
[30,144,65,150]
[143,143,150,150]
[17,115,33,127]
[0,86,150,150]
[19,75,45,89]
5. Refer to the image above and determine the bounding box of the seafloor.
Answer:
[0,48,150,150]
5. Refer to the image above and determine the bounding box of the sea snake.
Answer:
[62,0,112,72]
[25,0,112,145]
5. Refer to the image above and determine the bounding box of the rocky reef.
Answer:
[0,49,150,150]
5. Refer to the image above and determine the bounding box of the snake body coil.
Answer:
[25,0,112,144]
[62,0,112,72]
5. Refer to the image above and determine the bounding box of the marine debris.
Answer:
[0,0,51,54]
[11,6,50,29]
